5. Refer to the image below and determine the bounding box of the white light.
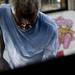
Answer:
[57,0,61,3]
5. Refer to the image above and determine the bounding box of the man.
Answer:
[0,0,58,69]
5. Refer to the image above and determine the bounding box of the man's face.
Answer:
[20,19,31,27]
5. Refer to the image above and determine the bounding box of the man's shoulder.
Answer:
[0,3,10,9]
[0,4,10,15]
[38,12,58,31]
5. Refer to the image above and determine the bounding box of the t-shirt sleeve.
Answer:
[0,4,4,17]
[0,4,8,17]
[0,4,5,24]
[0,4,8,28]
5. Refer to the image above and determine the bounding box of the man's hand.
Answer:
[0,58,11,72]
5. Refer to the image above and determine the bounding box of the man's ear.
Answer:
[0,27,5,58]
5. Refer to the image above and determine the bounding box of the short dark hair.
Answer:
[11,0,39,20]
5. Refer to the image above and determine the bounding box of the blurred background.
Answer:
[0,0,75,13]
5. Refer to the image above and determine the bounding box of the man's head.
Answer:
[11,0,39,22]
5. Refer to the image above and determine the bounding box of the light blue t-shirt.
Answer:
[0,4,58,69]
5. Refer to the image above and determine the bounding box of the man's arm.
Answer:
[0,5,11,71]
[42,22,59,61]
